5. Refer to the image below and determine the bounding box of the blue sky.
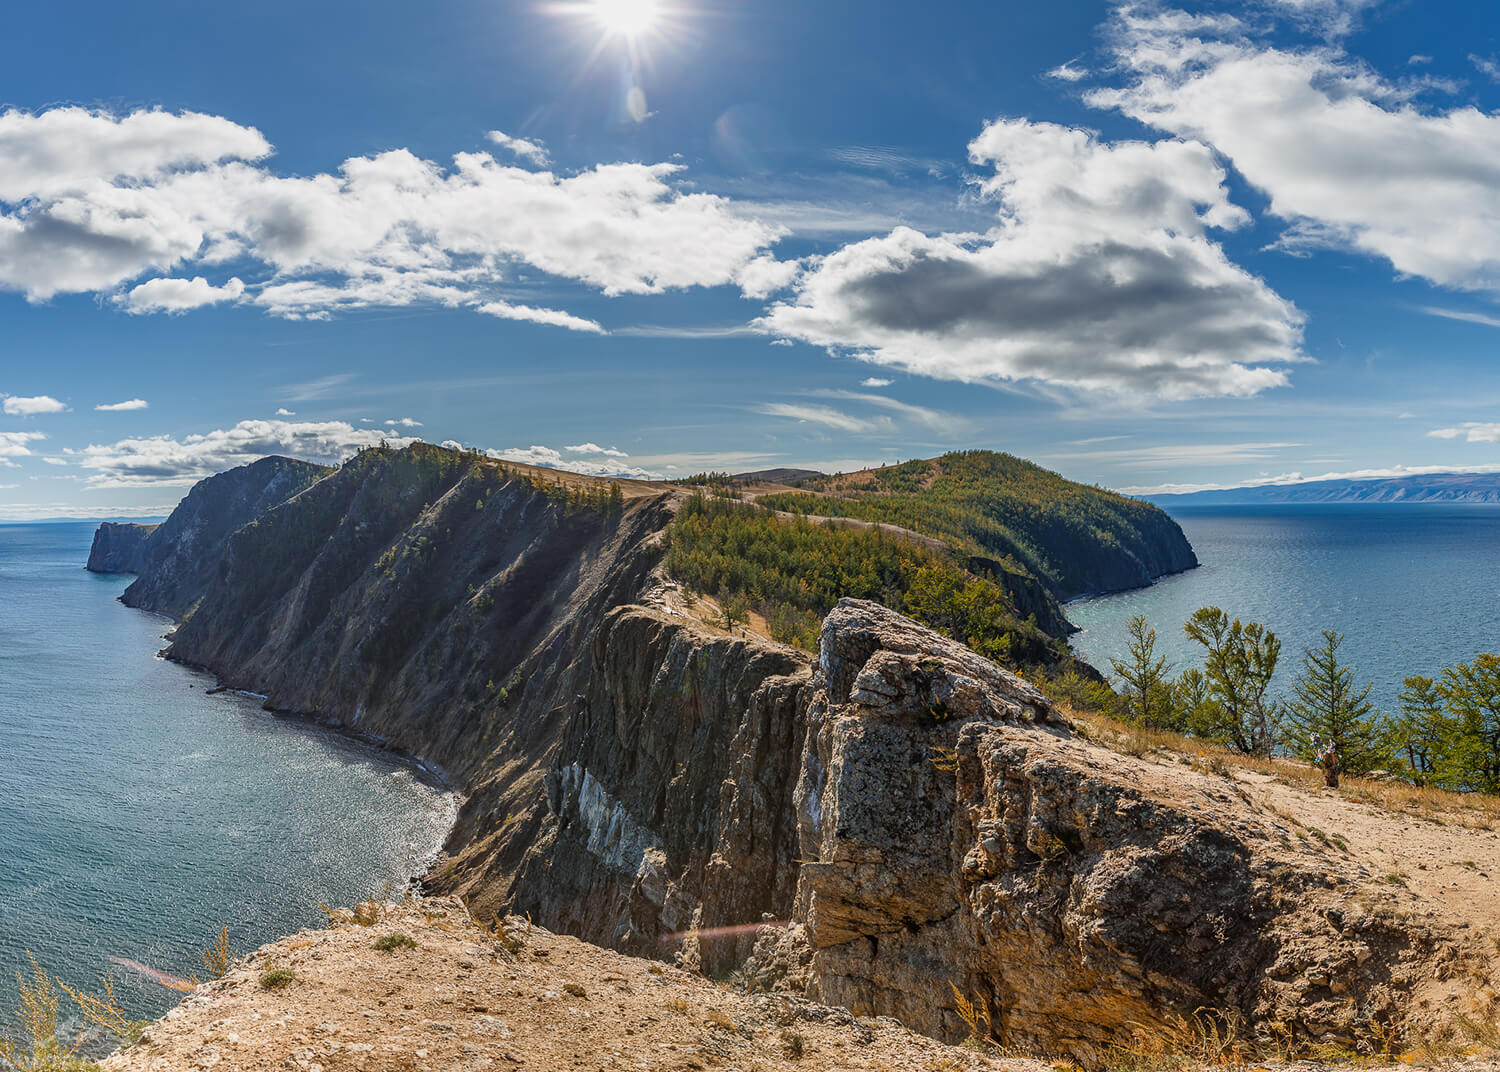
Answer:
[5,0,1500,517]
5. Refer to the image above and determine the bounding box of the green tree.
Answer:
[1390,675,1453,786]
[1171,667,1214,732]
[1282,630,1390,775]
[1437,653,1500,793]
[1109,615,1177,729]
[1182,606,1281,754]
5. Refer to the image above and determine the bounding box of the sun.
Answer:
[589,0,662,37]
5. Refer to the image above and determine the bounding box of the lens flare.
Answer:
[590,0,661,37]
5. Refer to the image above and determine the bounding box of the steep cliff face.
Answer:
[85,521,158,573]
[442,596,1483,1062]
[97,446,1488,1062]
[84,456,330,617]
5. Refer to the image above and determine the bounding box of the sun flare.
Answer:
[589,0,661,37]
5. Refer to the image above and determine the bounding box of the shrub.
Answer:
[259,968,295,989]
[373,933,417,953]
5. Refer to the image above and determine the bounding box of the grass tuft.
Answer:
[373,933,417,953]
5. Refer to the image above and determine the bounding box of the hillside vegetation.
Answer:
[753,450,1197,601]
[665,493,1072,669]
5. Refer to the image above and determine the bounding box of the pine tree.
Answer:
[1390,675,1453,786]
[1283,630,1389,775]
[1182,606,1280,754]
[1109,615,1177,729]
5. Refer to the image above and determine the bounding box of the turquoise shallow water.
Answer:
[0,522,456,1031]
[1068,505,1500,714]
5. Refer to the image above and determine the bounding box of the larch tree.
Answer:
[1283,630,1390,776]
[1183,606,1281,754]
[1108,615,1177,729]
[1437,653,1500,793]
[1390,675,1453,786]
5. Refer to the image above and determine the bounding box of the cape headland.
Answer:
[78,444,1500,1067]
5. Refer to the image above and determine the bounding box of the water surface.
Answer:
[1069,504,1500,712]
[0,522,456,1029]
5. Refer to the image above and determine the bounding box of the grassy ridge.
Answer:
[757,450,1195,600]
[665,493,1077,670]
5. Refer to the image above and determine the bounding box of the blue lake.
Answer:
[0,522,456,1031]
[1069,504,1500,713]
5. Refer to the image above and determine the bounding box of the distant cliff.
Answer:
[749,451,1198,600]
[86,456,330,617]
[1149,471,1500,506]
[86,444,1483,1059]
[85,521,158,573]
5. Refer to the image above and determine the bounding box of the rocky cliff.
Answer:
[85,455,330,618]
[85,521,157,573]
[95,445,1495,1062]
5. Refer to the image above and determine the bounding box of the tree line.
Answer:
[1104,607,1500,794]
[665,493,1076,670]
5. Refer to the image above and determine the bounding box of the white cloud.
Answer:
[1409,55,1433,66]
[120,275,244,314]
[475,300,604,334]
[1429,423,1500,443]
[68,418,419,488]
[1262,0,1379,36]
[42,456,67,465]
[1420,306,1500,330]
[95,398,149,411]
[486,129,551,166]
[1472,54,1500,82]
[755,403,883,434]
[0,107,784,322]
[1046,441,1302,469]
[758,119,1303,399]
[1046,62,1090,82]
[384,417,423,427]
[565,442,628,457]
[0,431,45,467]
[860,377,893,387]
[0,106,270,201]
[811,389,956,431]
[3,395,67,416]
[485,444,659,479]
[735,254,803,299]
[1091,8,1500,296]
[275,407,295,415]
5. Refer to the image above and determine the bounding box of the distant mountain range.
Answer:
[1146,472,1500,506]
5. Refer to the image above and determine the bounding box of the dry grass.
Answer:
[199,924,232,980]
[1067,706,1500,828]
[1,953,152,1071]
[1107,1008,1252,1072]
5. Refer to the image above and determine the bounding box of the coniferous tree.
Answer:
[1172,667,1214,732]
[1283,630,1390,775]
[1390,675,1453,786]
[1437,653,1500,793]
[1183,607,1281,754]
[1109,615,1177,729]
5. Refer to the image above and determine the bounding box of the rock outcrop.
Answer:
[85,455,330,617]
[85,521,157,573]
[93,445,1494,1063]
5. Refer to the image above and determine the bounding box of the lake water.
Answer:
[0,522,456,1033]
[1068,505,1500,714]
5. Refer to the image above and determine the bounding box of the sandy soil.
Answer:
[102,899,1052,1072]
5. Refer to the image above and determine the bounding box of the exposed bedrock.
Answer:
[97,451,1478,1063]
[520,599,1472,1063]
[85,521,158,573]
